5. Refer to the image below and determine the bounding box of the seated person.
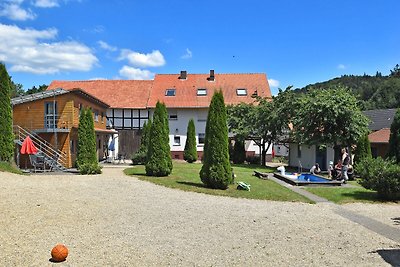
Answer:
[334,160,343,180]
[310,163,321,174]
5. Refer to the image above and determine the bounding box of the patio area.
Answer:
[0,166,399,266]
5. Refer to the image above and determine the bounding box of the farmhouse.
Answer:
[47,70,272,161]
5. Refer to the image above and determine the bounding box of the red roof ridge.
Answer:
[155,72,266,76]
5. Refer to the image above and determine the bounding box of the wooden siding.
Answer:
[13,92,108,168]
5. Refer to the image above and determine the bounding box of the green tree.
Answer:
[390,64,400,78]
[227,87,296,165]
[131,119,152,164]
[25,84,48,95]
[387,108,400,163]
[354,133,372,163]
[232,138,246,164]
[0,63,14,162]
[292,87,369,147]
[10,80,24,98]
[146,101,172,176]
[77,108,101,174]
[184,118,197,163]
[200,91,232,189]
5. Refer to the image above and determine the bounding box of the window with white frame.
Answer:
[165,89,176,96]
[198,133,205,145]
[168,110,178,120]
[197,88,207,96]
[94,110,99,122]
[173,135,181,146]
[236,88,247,96]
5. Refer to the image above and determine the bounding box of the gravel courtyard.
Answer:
[0,166,399,266]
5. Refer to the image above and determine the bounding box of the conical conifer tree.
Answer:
[388,108,400,163]
[0,63,14,162]
[184,119,197,163]
[77,108,101,173]
[200,90,232,189]
[354,133,372,163]
[146,101,172,176]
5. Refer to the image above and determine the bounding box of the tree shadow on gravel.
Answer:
[373,249,400,266]
[176,181,207,188]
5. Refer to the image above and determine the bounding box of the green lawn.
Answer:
[0,161,23,175]
[124,162,313,203]
[305,181,386,204]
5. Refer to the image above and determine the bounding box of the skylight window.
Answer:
[236,88,247,96]
[165,89,176,96]
[197,88,207,96]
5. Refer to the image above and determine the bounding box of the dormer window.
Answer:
[197,88,207,96]
[165,89,176,96]
[236,88,247,96]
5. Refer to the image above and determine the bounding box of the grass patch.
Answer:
[124,162,313,203]
[305,183,386,204]
[0,161,23,175]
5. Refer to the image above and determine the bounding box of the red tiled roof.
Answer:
[368,128,390,143]
[47,80,153,109]
[147,73,271,108]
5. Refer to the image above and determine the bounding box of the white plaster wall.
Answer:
[289,143,335,170]
[274,144,289,157]
[148,107,266,154]
[289,143,315,170]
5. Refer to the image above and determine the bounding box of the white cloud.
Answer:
[0,1,36,21]
[98,40,117,52]
[181,48,192,59]
[337,64,346,70]
[119,49,165,68]
[268,78,280,88]
[119,66,154,80]
[33,0,59,8]
[0,23,98,74]
[89,77,107,80]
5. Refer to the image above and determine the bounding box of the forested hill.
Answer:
[298,65,400,110]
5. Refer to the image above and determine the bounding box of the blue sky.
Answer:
[1,0,399,95]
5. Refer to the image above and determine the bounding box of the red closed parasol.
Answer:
[20,136,38,154]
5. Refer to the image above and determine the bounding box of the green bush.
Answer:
[146,102,172,176]
[246,155,260,165]
[184,118,197,163]
[131,150,147,165]
[355,157,400,200]
[232,139,246,164]
[200,90,232,189]
[79,163,102,174]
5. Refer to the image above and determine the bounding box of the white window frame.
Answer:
[165,89,176,96]
[197,88,207,96]
[173,135,181,146]
[236,88,247,96]
[198,133,205,145]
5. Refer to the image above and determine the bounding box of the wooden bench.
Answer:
[253,170,269,180]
